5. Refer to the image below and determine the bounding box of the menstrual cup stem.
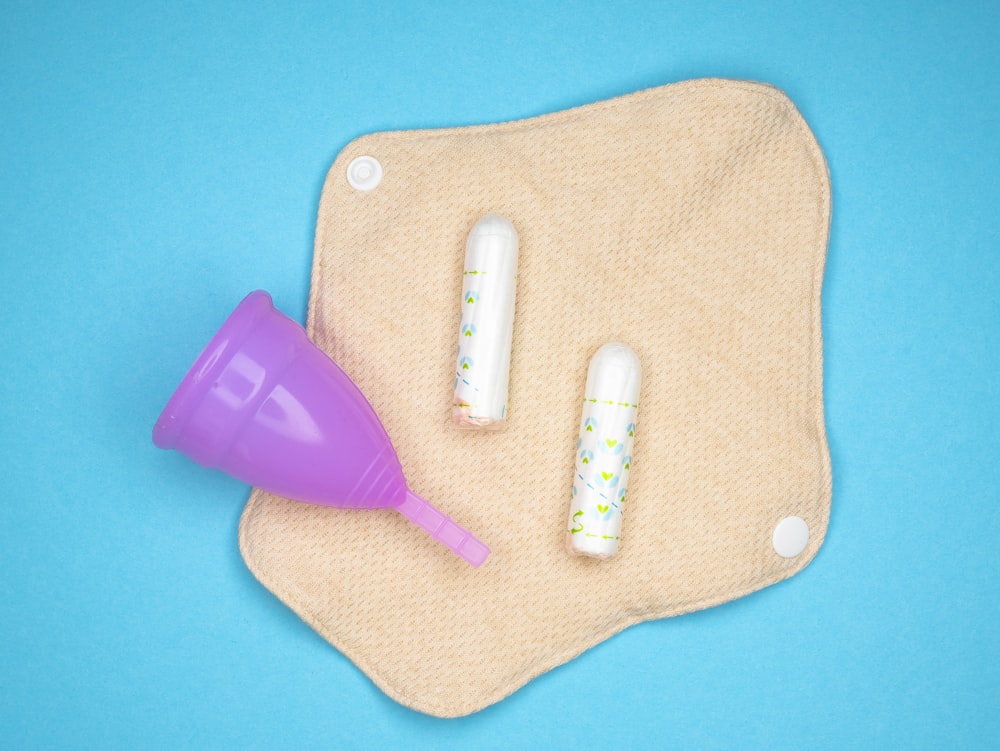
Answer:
[396,491,490,567]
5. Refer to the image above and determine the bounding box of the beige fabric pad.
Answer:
[239,78,832,717]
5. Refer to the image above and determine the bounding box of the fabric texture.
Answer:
[239,78,832,717]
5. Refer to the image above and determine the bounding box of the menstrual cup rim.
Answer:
[152,290,274,450]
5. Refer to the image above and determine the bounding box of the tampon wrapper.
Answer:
[452,215,519,430]
[566,343,641,559]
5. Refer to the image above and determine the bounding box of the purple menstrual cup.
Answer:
[153,290,489,567]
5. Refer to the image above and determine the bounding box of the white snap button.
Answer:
[772,516,809,558]
[346,155,382,192]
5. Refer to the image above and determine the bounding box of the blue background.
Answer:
[2,1,997,748]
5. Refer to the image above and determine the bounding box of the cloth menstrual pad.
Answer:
[239,78,833,717]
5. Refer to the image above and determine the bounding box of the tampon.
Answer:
[452,215,519,430]
[566,343,641,559]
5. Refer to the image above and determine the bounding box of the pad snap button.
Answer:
[772,516,809,558]
[347,156,382,192]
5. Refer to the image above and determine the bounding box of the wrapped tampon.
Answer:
[452,215,519,430]
[566,343,641,559]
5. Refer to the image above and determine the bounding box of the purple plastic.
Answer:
[153,290,489,567]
